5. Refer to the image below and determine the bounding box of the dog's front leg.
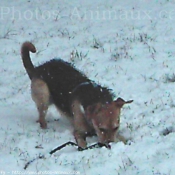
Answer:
[71,100,88,148]
[74,130,87,148]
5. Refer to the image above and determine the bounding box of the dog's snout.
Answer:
[103,139,114,144]
[107,139,113,143]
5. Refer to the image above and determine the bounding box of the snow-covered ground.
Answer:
[1,0,175,174]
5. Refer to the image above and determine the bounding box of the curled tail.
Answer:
[21,41,36,79]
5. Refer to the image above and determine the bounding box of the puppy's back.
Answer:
[35,59,90,113]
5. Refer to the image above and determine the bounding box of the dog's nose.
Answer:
[106,140,111,144]
[107,139,115,143]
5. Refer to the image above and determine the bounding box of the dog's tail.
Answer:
[21,41,36,79]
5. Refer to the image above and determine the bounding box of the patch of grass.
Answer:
[111,43,130,60]
[91,36,103,49]
[57,28,76,39]
[111,32,156,61]
[118,156,134,172]
[161,127,174,136]
[70,49,89,62]
[165,73,175,83]
[0,28,17,39]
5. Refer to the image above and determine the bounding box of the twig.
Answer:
[78,142,111,151]
[24,141,110,169]
[50,141,78,154]
[24,154,45,170]
[50,141,111,153]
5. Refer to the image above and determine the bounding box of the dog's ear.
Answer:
[114,98,133,108]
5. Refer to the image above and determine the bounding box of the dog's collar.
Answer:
[72,81,91,93]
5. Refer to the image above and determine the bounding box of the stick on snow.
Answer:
[24,141,111,169]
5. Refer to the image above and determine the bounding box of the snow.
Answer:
[0,0,175,174]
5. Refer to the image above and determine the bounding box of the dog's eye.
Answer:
[99,128,107,133]
[113,127,119,131]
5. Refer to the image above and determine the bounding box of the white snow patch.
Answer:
[0,0,175,174]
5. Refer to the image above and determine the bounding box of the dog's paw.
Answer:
[36,120,47,129]
[116,135,134,145]
[40,123,47,129]
[116,134,127,144]
[77,139,87,149]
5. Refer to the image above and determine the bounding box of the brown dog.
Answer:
[21,41,133,148]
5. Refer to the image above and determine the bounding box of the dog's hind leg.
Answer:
[31,78,50,129]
